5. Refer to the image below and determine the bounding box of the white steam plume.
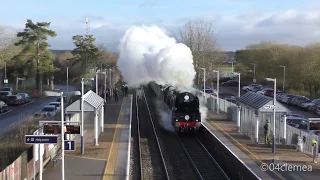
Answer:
[117,25,208,131]
[117,25,196,90]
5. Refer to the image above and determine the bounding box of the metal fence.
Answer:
[198,90,319,156]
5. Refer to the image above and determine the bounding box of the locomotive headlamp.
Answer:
[185,115,190,120]
[184,95,189,100]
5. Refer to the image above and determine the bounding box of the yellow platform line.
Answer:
[65,154,107,161]
[103,97,126,180]
[208,119,286,180]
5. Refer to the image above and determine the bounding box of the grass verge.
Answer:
[0,114,61,171]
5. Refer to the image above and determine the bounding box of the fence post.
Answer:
[312,139,317,163]
[282,115,286,144]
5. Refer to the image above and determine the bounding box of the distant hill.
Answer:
[50,49,72,55]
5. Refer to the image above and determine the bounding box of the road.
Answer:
[0,85,75,134]
[215,85,319,118]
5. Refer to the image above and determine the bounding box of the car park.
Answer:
[6,95,24,105]
[40,105,57,116]
[0,101,9,113]
[16,93,30,103]
[48,102,61,112]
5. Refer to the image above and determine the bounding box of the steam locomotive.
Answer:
[149,82,202,133]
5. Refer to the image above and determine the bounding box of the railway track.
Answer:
[178,136,230,180]
[136,88,170,180]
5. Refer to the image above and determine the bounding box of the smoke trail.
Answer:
[117,25,196,90]
[154,99,175,133]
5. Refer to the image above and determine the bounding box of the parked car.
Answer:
[256,88,273,95]
[286,116,308,128]
[201,85,215,94]
[251,86,264,92]
[219,92,236,99]
[287,96,301,105]
[0,101,9,113]
[287,113,305,118]
[221,80,238,86]
[40,105,57,116]
[34,112,51,119]
[316,107,320,116]
[242,84,263,91]
[300,99,320,110]
[1,87,13,92]
[48,102,61,112]
[0,91,12,102]
[276,93,287,101]
[281,94,297,104]
[264,89,275,97]
[16,93,30,103]
[6,95,25,105]
[291,96,310,106]
[308,104,320,114]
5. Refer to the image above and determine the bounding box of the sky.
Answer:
[1,0,320,52]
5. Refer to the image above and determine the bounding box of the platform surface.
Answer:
[205,111,320,180]
[41,95,131,180]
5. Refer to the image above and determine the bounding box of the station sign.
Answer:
[64,140,76,151]
[25,135,58,144]
[43,125,81,135]
[263,105,274,109]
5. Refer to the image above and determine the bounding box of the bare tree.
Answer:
[0,27,20,67]
[175,19,218,87]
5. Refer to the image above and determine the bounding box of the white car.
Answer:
[48,102,61,112]
[40,105,57,116]
[242,84,263,91]
[256,88,273,95]
[300,99,320,109]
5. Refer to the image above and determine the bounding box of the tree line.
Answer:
[234,41,320,97]
[0,19,118,90]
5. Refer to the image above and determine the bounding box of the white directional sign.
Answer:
[263,105,275,109]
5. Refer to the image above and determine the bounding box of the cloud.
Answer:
[3,6,320,52]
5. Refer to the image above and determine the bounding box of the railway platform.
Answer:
[204,111,320,180]
[41,95,132,180]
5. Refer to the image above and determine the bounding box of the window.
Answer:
[42,107,55,112]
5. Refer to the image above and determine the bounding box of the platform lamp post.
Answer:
[253,64,256,83]
[66,67,69,92]
[265,77,276,154]
[279,65,285,92]
[109,68,113,98]
[95,70,100,95]
[201,68,206,104]
[232,72,241,132]
[213,70,219,114]
[81,77,94,154]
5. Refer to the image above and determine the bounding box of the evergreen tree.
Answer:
[70,34,100,74]
[14,19,57,90]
